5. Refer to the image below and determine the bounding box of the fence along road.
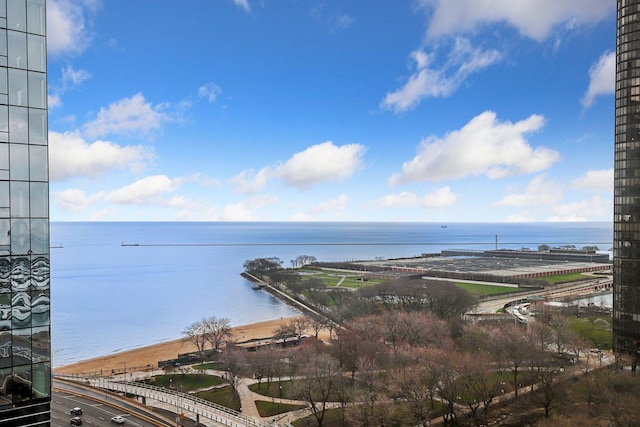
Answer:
[58,376,274,427]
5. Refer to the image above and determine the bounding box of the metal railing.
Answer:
[61,376,273,427]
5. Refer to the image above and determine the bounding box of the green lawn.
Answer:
[194,385,241,411]
[255,400,306,417]
[299,269,383,289]
[455,282,524,297]
[542,273,593,285]
[148,373,224,391]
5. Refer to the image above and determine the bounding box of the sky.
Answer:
[46,0,615,222]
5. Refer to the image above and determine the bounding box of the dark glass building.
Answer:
[0,0,50,425]
[615,0,640,366]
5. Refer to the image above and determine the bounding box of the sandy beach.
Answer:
[54,316,303,376]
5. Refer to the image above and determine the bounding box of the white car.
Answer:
[110,415,125,424]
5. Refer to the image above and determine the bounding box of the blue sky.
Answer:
[46,0,615,222]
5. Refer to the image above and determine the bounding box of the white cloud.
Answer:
[229,168,271,194]
[335,14,354,30]
[373,187,457,208]
[105,175,178,205]
[47,0,96,56]
[582,51,615,108]
[232,0,250,13]
[382,40,502,112]
[83,93,172,138]
[420,0,613,41]
[274,141,366,190]
[549,195,611,221]
[53,188,104,211]
[389,111,557,185]
[48,94,62,109]
[493,175,563,207]
[198,83,222,103]
[49,130,154,181]
[62,65,92,88]
[571,168,613,193]
[218,196,277,221]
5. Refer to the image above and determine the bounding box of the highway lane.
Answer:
[52,380,170,427]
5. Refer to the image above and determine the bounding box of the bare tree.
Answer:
[490,324,536,399]
[203,316,232,352]
[182,320,207,358]
[219,346,246,392]
[294,353,343,427]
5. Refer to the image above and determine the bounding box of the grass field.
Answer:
[299,269,384,289]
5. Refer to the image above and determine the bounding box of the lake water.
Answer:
[50,221,613,366]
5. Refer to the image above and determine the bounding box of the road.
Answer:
[52,379,173,427]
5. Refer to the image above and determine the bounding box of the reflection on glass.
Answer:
[10,182,28,217]
[0,331,9,368]
[31,290,48,327]
[0,367,11,408]
[12,327,31,366]
[0,258,8,293]
[0,294,8,331]
[11,292,30,328]
[31,326,48,362]
[30,256,48,290]
[11,364,32,404]
[32,362,49,399]
[11,256,29,292]
[30,219,47,255]
[10,218,29,253]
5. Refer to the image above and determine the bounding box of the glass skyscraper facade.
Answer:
[0,0,50,425]
[615,0,640,366]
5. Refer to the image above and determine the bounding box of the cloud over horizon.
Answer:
[388,111,558,185]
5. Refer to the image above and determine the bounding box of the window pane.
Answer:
[0,142,6,169]
[0,182,7,207]
[0,37,6,70]
[8,68,26,105]
[31,291,48,328]
[11,294,30,330]
[7,0,26,31]
[0,258,7,293]
[9,182,27,217]
[7,31,26,69]
[30,255,47,291]
[28,144,45,180]
[9,106,27,142]
[11,256,28,292]
[9,142,27,180]
[29,182,45,217]
[27,71,44,108]
[10,218,28,254]
[0,106,8,133]
[0,331,9,368]
[29,219,46,255]
[28,108,45,144]
[0,367,10,408]
[26,34,44,71]
[26,0,45,36]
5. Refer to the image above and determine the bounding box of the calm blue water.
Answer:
[50,221,613,366]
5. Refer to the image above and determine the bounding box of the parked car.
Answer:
[111,415,125,424]
[70,417,82,426]
[70,407,82,415]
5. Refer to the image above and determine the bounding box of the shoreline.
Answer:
[54,316,303,376]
